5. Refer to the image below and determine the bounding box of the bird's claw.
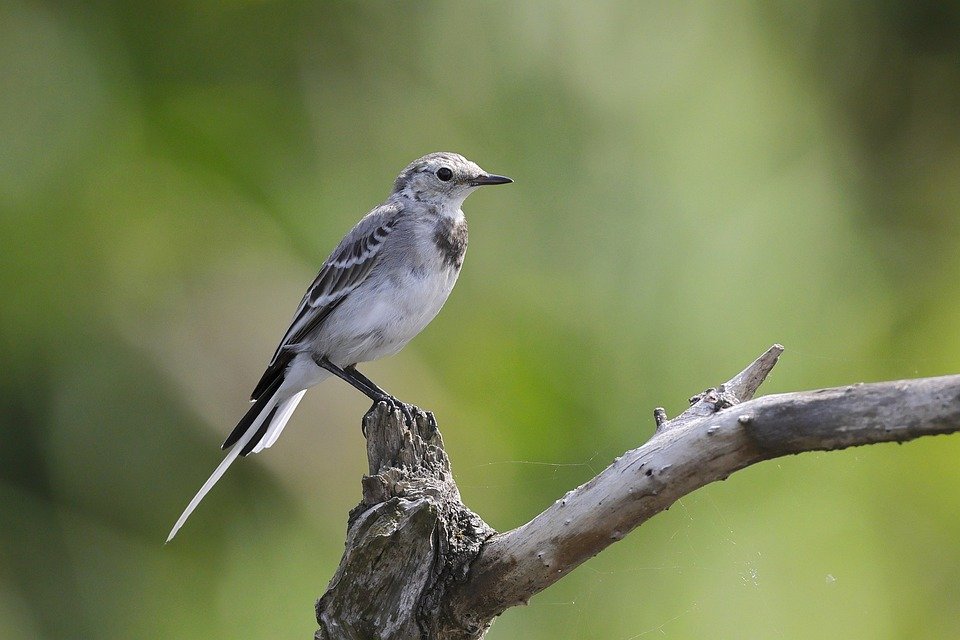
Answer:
[396,401,416,427]
[373,395,417,426]
[363,396,436,434]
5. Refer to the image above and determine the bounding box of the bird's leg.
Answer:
[311,355,414,425]
[346,366,436,429]
[344,365,421,426]
[312,355,379,396]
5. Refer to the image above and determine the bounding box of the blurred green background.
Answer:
[3,1,960,638]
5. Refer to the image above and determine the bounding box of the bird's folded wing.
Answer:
[250,204,401,400]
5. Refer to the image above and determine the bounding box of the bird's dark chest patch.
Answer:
[433,217,468,269]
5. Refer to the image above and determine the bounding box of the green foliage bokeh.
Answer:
[2,2,960,638]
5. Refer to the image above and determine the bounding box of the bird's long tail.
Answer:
[166,378,293,543]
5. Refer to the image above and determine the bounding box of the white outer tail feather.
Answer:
[165,396,280,543]
[254,390,305,453]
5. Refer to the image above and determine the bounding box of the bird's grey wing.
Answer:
[250,204,401,400]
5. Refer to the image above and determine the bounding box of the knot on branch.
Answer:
[688,386,738,410]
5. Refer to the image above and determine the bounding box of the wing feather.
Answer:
[250,204,401,400]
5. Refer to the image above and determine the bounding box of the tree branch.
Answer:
[316,346,960,639]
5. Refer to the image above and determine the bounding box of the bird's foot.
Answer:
[372,395,417,427]
[362,397,437,437]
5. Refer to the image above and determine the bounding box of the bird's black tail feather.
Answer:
[222,373,284,450]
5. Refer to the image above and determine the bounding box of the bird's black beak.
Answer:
[470,173,513,187]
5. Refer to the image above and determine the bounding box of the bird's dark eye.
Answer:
[436,167,453,182]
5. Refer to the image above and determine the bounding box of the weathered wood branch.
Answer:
[315,345,960,639]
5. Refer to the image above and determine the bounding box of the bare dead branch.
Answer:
[316,346,960,639]
[449,357,960,625]
[721,342,784,402]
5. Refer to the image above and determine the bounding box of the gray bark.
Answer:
[315,345,960,639]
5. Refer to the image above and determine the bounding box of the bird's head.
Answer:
[392,152,512,209]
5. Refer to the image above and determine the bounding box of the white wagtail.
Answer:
[167,152,511,541]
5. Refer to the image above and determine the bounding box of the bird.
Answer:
[166,152,512,541]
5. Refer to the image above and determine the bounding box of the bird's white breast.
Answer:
[314,211,464,366]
